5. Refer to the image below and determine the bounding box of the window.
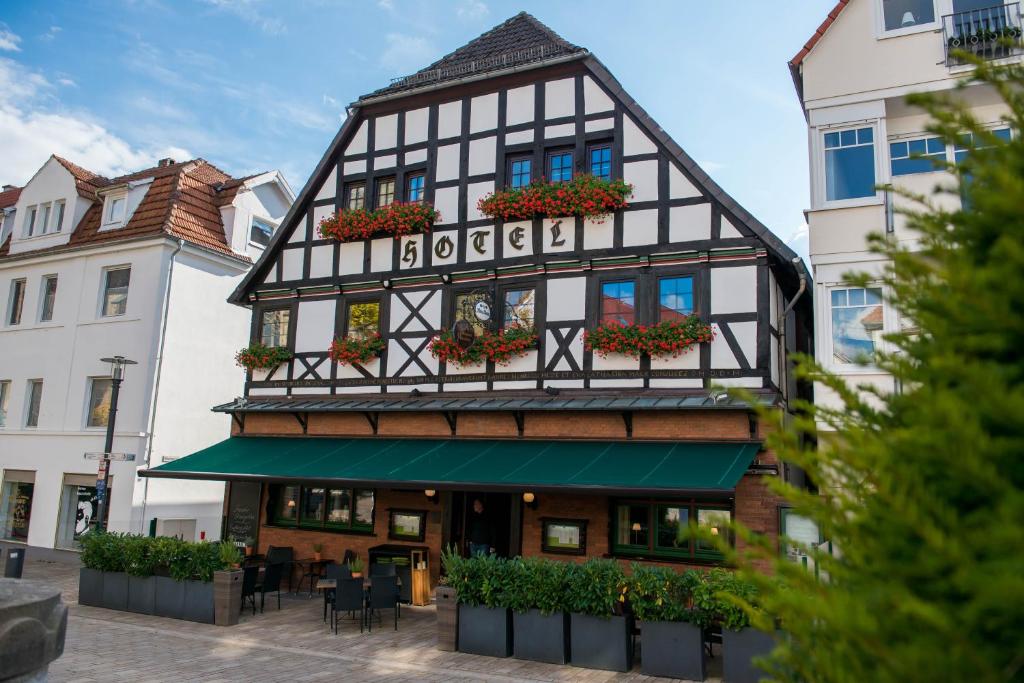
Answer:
[7,279,25,325]
[269,484,374,533]
[376,177,395,208]
[589,144,612,181]
[101,267,131,317]
[541,518,587,555]
[24,206,37,237]
[249,217,275,247]
[40,204,51,235]
[600,280,636,325]
[547,150,573,182]
[0,475,34,541]
[880,0,935,31]
[0,381,9,428]
[54,200,65,232]
[406,174,425,203]
[260,308,290,348]
[106,196,126,225]
[824,127,876,201]
[954,127,1011,164]
[346,301,380,341]
[56,479,100,548]
[502,288,535,329]
[508,156,532,188]
[39,275,57,322]
[454,291,490,336]
[346,182,366,210]
[25,380,42,428]
[658,276,694,322]
[890,137,946,175]
[612,499,732,562]
[831,286,884,364]
[86,378,113,428]
[388,509,427,542]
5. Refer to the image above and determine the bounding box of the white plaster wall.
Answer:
[623,115,656,155]
[545,278,586,321]
[438,101,462,139]
[583,75,613,114]
[624,160,658,202]
[545,78,575,119]
[622,209,658,247]
[468,137,496,176]
[294,299,336,352]
[346,120,368,155]
[315,167,337,201]
[669,203,711,242]
[436,144,461,182]
[375,114,398,150]
[433,188,459,225]
[10,158,85,255]
[470,93,499,133]
[506,85,534,126]
[466,182,493,222]
[282,248,304,281]
[405,108,429,145]
[309,245,333,279]
[710,266,757,314]
[338,242,364,276]
[669,165,700,199]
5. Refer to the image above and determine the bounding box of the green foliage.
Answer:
[564,558,627,618]
[80,533,234,582]
[727,58,1024,683]
[443,553,516,608]
[348,555,364,574]
[628,564,708,626]
[506,557,572,615]
[218,541,242,568]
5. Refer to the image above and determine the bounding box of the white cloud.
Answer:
[0,58,192,185]
[697,159,726,173]
[40,26,62,42]
[786,223,809,264]
[456,0,489,21]
[57,77,76,87]
[201,0,285,35]
[377,0,394,12]
[0,24,21,52]
[379,33,438,75]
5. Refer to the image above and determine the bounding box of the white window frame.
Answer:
[814,121,886,210]
[0,380,10,429]
[39,203,52,236]
[23,206,37,237]
[99,265,131,318]
[103,193,128,228]
[24,379,43,428]
[53,199,66,232]
[38,274,58,323]
[875,0,940,39]
[7,279,25,326]
[249,216,277,248]
[825,283,887,372]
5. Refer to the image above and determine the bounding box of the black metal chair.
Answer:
[322,563,348,622]
[259,561,284,612]
[240,565,259,615]
[332,577,366,634]
[341,549,356,565]
[366,575,399,631]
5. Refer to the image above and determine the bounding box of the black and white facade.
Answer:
[232,14,811,401]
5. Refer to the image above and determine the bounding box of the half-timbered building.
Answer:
[143,13,812,583]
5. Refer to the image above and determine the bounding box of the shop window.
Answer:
[388,509,426,542]
[260,308,290,348]
[0,475,34,541]
[269,484,374,534]
[56,479,101,549]
[658,276,694,322]
[346,301,380,341]
[502,288,535,329]
[612,499,732,562]
[600,280,636,325]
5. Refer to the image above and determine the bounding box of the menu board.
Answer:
[226,482,261,544]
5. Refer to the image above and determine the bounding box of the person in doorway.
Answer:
[467,498,494,556]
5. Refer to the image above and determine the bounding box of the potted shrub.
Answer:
[180,541,219,624]
[214,541,243,626]
[243,537,255,557]
[447,552,513,658]
[312,543,323,562]
[124,535,157,615]
[152,536,186,619]
[707,569,774,683]
[97,533,129,612]
[509,557,571,664]
[78,530,109,607]
[631,565,709,680]
[349,555,364,579]
[566,558,633,672]
[436,547,460,651]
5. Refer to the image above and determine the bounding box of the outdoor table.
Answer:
[292,558,334,596]
[316,576,403,624]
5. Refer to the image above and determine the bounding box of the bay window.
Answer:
[830,286,884,364]
[824,126,877,201]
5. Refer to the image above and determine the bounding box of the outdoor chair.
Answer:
[322,563,347,622]
[370,562,397,577]
[265,545,294,590]
[240,565,259,616]
[366,575,399,632]
[341,549,356,565]
[331,577,366,634]
[259,561,285,612]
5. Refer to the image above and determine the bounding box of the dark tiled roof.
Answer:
[361,12,586,100]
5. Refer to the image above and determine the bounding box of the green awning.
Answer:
[141,437,759,495]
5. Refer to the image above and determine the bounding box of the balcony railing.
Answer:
[943,2,1024,66]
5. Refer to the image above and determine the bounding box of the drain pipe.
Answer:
[777,257,808,403]
[139,238,184,534]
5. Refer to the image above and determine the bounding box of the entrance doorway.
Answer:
[447,491,519,558]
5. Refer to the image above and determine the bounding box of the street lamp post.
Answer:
[95,355,136,533]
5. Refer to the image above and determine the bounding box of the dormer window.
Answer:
[250,217,275,247]
[104,195,126,227]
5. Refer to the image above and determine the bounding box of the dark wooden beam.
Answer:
[442,411,457,436]
[512,410,525,438]
[293,412,308,434]
[621,411,633,438]
[231,412,245,433]
[363,411,379,435]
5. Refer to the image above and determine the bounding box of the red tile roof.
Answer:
[788,0,851,103]
[0,157,269,261]
[0,186,21,209]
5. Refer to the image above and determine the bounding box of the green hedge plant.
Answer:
[565,558,627,618]
[629,564,710,626]
[80,532,236,583]
[704,568,759,631]
[506,557,572,615]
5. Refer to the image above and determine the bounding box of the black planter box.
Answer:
[78,568,103,607]
[723,628,775,683]
[154,576,185,620]
[641,620,705,680]
[513,610,568,664]
[458,604,512,658]
[182,580,214,624]
[127,575,156,615]
[569,612,633,672]
[101,571,129,612]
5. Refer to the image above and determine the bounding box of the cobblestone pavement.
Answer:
[22,559,721,683]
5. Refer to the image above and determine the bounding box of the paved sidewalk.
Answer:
[21,559,721,682]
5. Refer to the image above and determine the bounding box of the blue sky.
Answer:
[0,0,834,259]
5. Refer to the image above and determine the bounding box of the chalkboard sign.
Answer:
[226,482,261,544]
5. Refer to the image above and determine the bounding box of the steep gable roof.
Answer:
[53,155,107,197]
[361,11,587,100]
[788,0,851,104]
[0,186,21,210]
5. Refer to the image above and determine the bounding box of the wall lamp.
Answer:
[424,489,438,504]
[522,491,538,510]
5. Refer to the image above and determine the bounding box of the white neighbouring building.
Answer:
[0,155,293,553]
[789,0,1021,426]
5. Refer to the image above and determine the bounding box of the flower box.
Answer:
[585,316,714,359]
[318,202,440,243]
[101,571,128,612]
[154,576,185,620]
[641,620,706,680]
[236,343,291,372]
[328,334,385,366]
[78,568,103,607]
[430,326,537,367]
[458,604,512,658]
[722,627,775,683]
[127,575,156,615]
[513,609,569,665]
[569,612,633,672]
[477,175,632,221]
